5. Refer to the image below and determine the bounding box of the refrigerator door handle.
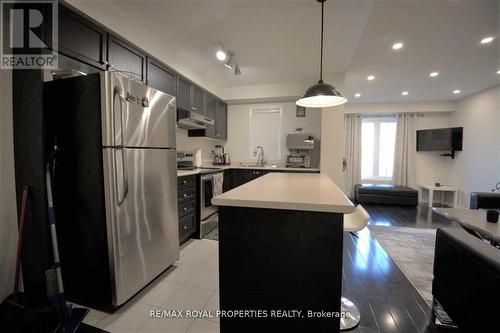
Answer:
[113,87,125,147]
[114,148,129,206]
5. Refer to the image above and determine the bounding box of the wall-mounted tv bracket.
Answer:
[440,150,456,159]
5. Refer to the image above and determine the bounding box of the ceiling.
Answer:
[101,0,499,103]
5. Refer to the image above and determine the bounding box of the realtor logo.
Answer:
[1,0,58,69]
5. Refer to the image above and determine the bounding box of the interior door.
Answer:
[102,147,178,306]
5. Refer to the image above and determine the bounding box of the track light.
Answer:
[216,45,241,75]
[224,58,233,69]
[216,50,226,61]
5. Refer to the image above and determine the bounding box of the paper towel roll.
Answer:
[194,148,202,167]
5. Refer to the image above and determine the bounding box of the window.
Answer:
[361,117,397,180]
[249,106,283,160]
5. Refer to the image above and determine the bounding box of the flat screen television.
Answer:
[416,127,463,152]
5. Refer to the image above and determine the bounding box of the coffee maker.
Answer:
[213,145,230,165]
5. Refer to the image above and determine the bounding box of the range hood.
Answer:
[177,109,215,130]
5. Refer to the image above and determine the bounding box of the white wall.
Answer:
[448,85,500,207]
[0,69,18,301]
[225,102,322,165]
[321,105,346,189]
[176,128,226,163]
[414,114,453,200]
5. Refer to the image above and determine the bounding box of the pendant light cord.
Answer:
[319,0,324,82]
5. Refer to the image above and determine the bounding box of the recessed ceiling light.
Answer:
[429,72,439,78]
[216,50,227,61]
[392,42,404,50]
[354,93,361,98]
[453,90,461,94]
[367,75,375,81]
[480,36,495,44]
[496,70,500,74]
[401,91,409,96]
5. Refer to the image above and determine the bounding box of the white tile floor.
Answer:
[81,239,220,333]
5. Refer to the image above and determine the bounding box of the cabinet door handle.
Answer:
[183,180,187,184]
[183,194,188,198]
[183,225,188,230]
[184,207,188,212]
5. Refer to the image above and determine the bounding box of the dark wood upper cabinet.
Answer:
[205,95,217,138]
[189,96,228,140]
[107,35,146,83]
[146,58,176,96]
[216,101,228,140]
[191,86,204,114]
[177,77,191,111]
[57,6,107,69]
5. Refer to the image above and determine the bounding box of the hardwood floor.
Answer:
[343,204,460,333]
[364,204,458,229]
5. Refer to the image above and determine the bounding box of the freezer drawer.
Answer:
[102,147,179,306]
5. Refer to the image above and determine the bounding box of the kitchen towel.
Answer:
[212,173,224,197]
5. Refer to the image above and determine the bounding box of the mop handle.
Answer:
[14,186,29,302]
[45,168,65,295]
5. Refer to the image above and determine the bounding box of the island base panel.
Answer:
[218,206,344,333]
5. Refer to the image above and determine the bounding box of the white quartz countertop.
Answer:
[177,164,320,177]
[224,165,320,172]
[212,173,355,214]
[177,170,200,177]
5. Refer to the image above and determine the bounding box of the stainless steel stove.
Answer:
[177,151,223,174]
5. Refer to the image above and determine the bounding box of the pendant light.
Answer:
[296,0,347,108]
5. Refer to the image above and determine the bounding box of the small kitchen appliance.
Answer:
[213,145,228,165]
[223,152,231,165]
[286,154,311,168]
[286,133,315,168]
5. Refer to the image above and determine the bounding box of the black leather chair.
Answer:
[470,192,500,209]
[432,228,500,331]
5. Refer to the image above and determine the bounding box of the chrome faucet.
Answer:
[253,146,266,166]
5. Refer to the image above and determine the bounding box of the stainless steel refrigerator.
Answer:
[44,72,179,309]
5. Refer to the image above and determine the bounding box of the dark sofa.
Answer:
[354,183,418,206]
[470,192,500,209]
[432,228,500,331]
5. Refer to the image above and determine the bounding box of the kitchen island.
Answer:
[212,173,355,333]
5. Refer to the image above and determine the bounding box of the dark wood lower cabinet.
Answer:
[178,213,196,243]
[218,206,344,332]
[224,169,320,191]
[232,169,267,188]
[178,175,197,243]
